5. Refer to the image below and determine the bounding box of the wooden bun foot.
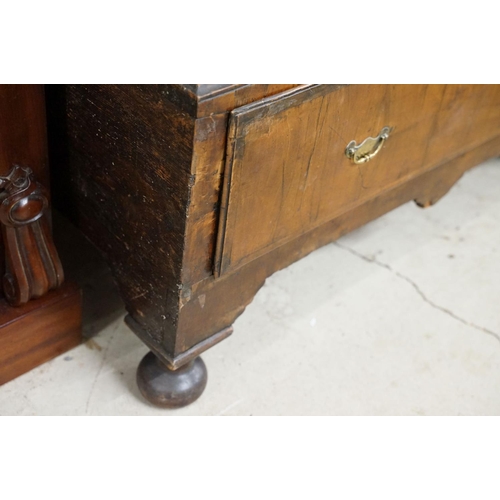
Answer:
[136,351,207,408]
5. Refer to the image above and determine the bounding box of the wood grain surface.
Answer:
[0,84,81,384]
[216,84,500,274]
[0,85,50,187]
[47,84,500,368]
[0,282,82,385]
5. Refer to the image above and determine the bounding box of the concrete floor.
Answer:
[1,159,499,415]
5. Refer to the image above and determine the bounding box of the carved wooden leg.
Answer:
[136,351,207,408]
[0,165,64,306]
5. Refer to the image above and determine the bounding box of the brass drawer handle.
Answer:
[345,126,391,164]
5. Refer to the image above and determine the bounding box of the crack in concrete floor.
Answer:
[334,241,500,346]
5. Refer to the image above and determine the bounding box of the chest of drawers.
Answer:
[47,84,500,408]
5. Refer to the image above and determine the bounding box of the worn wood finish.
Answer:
[47,85,196,356]
[0,282,82,385]
[0,165,64,305]
[0,84,81,384]
[169,84,298,118]
[136,351,207,408]
[46,84,296,361]
[47,84,500,407]
[0,85,51,291]
[176,134,500,351]
[0,85,50,188]
[217,84,500,275]
[0,86,65,305]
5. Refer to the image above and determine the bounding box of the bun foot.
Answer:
[136,351,207,408]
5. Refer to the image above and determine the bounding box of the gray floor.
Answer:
[1,159,499,415]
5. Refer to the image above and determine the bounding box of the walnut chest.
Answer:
[47,84,500,408]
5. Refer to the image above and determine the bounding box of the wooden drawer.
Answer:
[215,84,500,275]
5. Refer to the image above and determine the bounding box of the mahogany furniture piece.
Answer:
[0,282,82,385]
[0,85,82,385]
[47,84,500,408]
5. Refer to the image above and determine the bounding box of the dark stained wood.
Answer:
[126,315,232,370]
[47,84,196,356]
[46,83,500,401]
[136,351,207,408]
[0,85,65,304]
[0,84,81,384]
[170,84,298,117]
[46,84,299,362]
[0,165,64,305]
[0,85,50,188]
[0,282,82,385]
[0,85,50,290]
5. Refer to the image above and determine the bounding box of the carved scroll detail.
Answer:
[0,165,64,306]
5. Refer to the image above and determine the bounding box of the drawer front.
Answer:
[216,84,500,275]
